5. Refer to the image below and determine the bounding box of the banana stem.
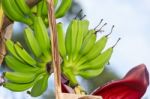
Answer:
[74,85,87,95]
[47,0,61,99]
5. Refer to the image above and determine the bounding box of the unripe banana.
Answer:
[73,20,90,61]
[14,42,36,66]
[77,68,104,79]
[24,27,42,58]
[82,20,90,38]
[30,74,49,97]
[77,35,108,66]
[65,20,73,60]
[56,22,66,58]
[55,0,72,18]
[77,38,121,79]
[14,0,33,17]
[71,20,78,60]
[78,47,113,70]
[3,81,33,92]
[37,0,43,16]
[80,30,96,56]
[4,72,36,84]
[2,0,32,25]
[5,55,38,73]
[41,0,48,17]
[33,17,50,53]
[5,40,24,62]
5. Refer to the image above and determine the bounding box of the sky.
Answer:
[76,0,150,98]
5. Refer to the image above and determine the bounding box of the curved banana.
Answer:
[33,17,50,53]
[77,68,104,79]
[80,30,96,56]
[55,0,72,18]
[14,42,36,66]
[78,47,113,70]
[24,27,42,58]
[71,20,78,60]
[4,72,36,84]
[5,40,24,62]
[2,0,32,25]
[37,0,43,16]
[5,55,38,73]
[76,35,108,66]
[30,74,49,97]
[56,22,66,58]
[75,20,90,57]
[33,17,51,62]
[14,0,33,17]
[41,0,48,17]
[65,20,73,60]
[3,81,34,92]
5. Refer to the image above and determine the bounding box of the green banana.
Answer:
[77,68,104,79]
[76,35,108,66]
[5,40,24,62]
[37,0,43,16]
[5,55,38,73]
[14,0,33,17]
[65,20,73,60]
[82,20,90,39]
[2,0,32,25]
[56,22,66,59]
[4,72,36,84]
[55,0,72,18]
[77,38,121,78]
[33,17,50,53]
[41,0,48,17]
[3,81,34,92]
[14,42,36,66]
[3,72,47,92]
[30,74,49,97]
[80,30,96,56]
[24,27,42,58]
[71,20,78,60]
[78,47,113,70]
[74,20,89,60]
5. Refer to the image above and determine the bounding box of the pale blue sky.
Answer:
[76,0,150,98]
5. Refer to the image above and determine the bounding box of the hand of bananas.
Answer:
[2,17,51,97]
[2,0,72,25]
[57,20,120,87]
[0,0,120,97]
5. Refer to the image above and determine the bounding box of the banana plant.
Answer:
[0,0,149,98]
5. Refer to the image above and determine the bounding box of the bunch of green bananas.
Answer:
[2,0,72,25]
[57,19,120,87]
[2,17,51,97]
